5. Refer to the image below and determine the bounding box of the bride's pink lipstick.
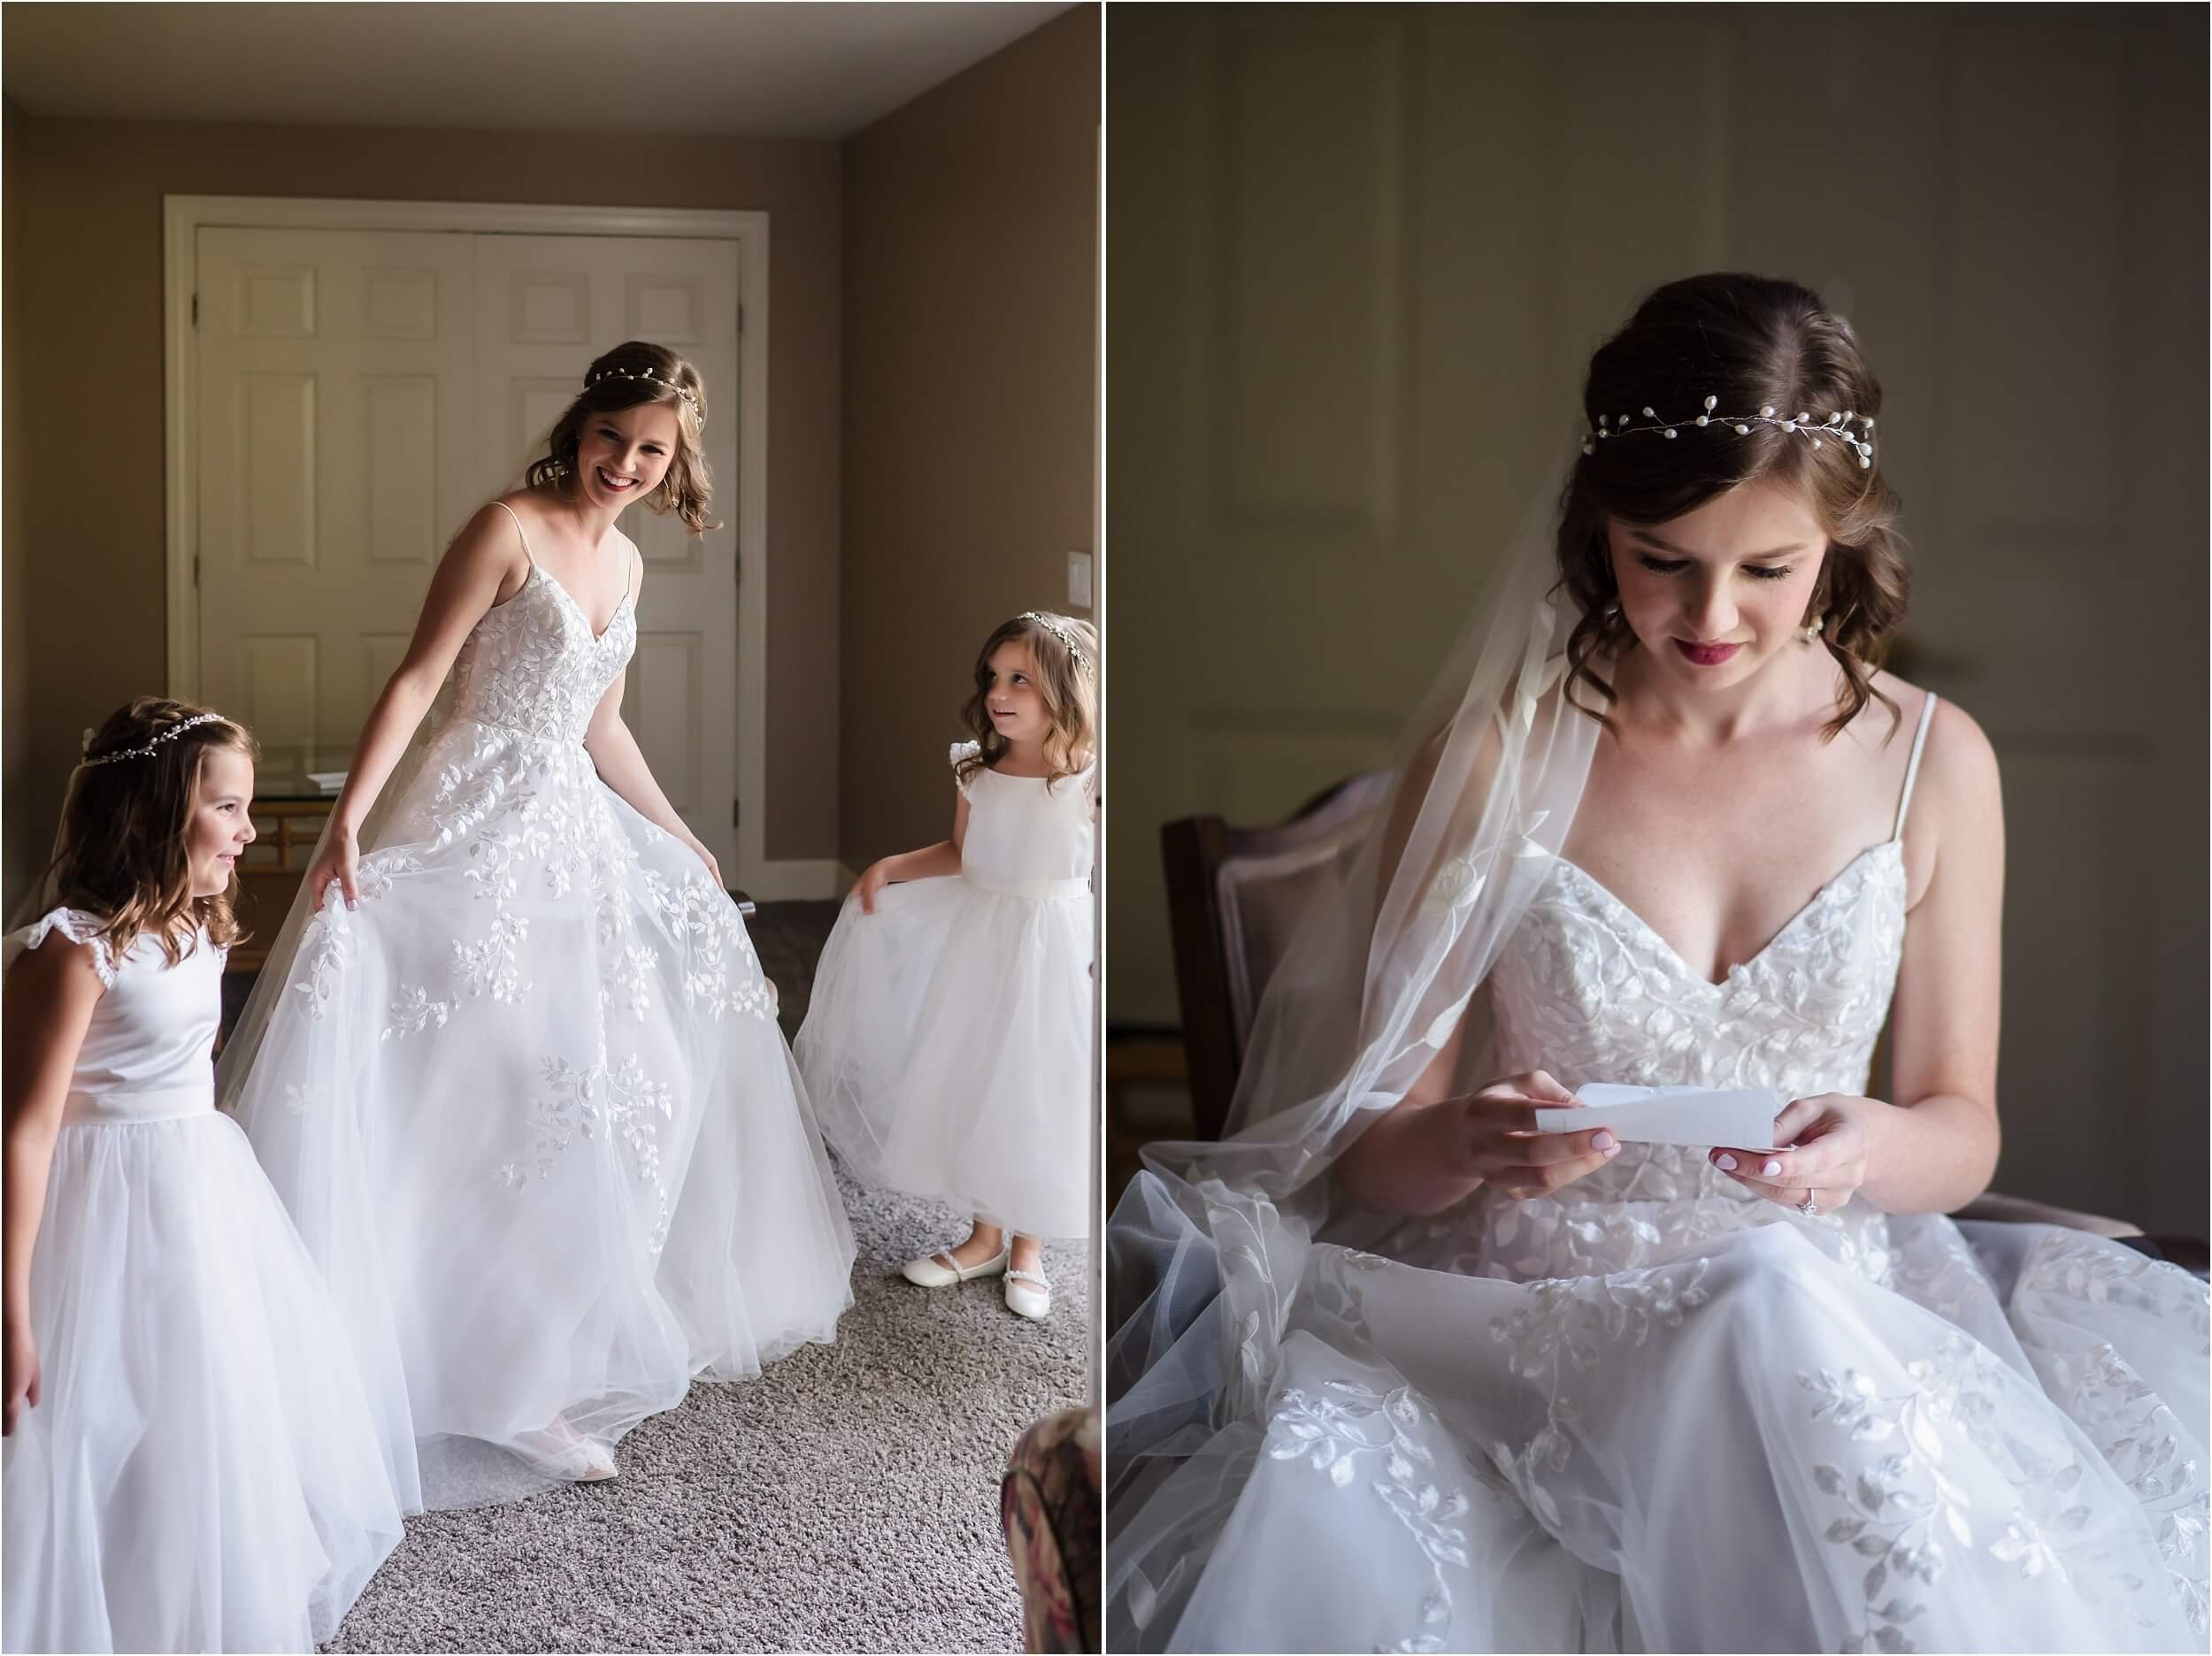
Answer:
[1674,639,1742,668]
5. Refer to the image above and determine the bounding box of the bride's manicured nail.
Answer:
[1763,1158,1782,1177]
[1593,1131,1616,1153]
[1715,1153,1739,1171]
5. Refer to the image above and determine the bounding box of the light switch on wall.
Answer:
[1067,549,1093,610]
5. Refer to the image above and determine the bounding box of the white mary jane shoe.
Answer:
[902,1245,1010,1288]
[1003,1267,1051,1321]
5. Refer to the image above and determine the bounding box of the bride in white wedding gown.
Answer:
[1107,276,2207,1653]
[219,343,855,1507]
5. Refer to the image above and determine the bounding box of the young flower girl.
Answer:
[797,612,1098,1320]
[3,699,405,1653]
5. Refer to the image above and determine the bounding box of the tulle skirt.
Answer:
[797,875,1094,1240]
[1108,1172,2211,1653]
[233,721,856,1509]
[2,1113,404,1653]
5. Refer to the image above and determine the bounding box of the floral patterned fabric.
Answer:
[1003,1406,1102,1652]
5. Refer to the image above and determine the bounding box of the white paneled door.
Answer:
[193,226,743,875]
[196,228,478,758]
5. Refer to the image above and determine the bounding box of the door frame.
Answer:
[162,195,782,893]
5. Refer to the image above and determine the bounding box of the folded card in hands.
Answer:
[1533,1083,1779,1151]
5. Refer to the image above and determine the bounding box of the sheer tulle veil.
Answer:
[1105,443,1601,1633]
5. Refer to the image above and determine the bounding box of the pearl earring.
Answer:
[1803,613,1825,641]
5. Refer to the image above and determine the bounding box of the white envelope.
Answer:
[1534,1083,1779,1150]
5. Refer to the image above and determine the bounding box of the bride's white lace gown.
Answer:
[229,529,856,1506]
[1110,700,2208,1653]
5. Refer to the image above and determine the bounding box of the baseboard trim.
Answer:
[742,859,843,902]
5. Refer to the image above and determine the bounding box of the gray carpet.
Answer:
[323,900,1091,1652]
[327,1175,1087,1654]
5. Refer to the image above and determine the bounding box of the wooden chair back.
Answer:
[1159,770,1393,1140]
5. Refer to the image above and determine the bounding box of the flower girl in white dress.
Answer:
[218,343,856,1506]
[4,699,404,1653]
[797,612,1097,1321]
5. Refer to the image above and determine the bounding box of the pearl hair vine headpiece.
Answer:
[587,364,703,424]
[1020,611,1089,671]
[80,711,229,767]
[1583,396,1876,469]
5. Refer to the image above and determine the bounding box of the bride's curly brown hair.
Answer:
[1557,272,1910,741]
[526,341,722,534]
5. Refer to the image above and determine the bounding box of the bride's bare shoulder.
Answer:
[1867,668,2001,834]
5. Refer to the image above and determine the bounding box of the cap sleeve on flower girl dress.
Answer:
[11,907,117,989]
[950,740,983,799]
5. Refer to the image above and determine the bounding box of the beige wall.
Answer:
[4,102,33,908]
[2,111,842,910]
[838,6,1098,870]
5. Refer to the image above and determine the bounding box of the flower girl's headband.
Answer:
[587,364,702,424]
[1020,611,1090,673]
[80,711,232,767]
[1583,395,1875,469]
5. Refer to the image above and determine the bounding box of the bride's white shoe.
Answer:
[1003,1267,1050,1321]
[902,1244,1011,1287]
[515,1422,618,1482]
